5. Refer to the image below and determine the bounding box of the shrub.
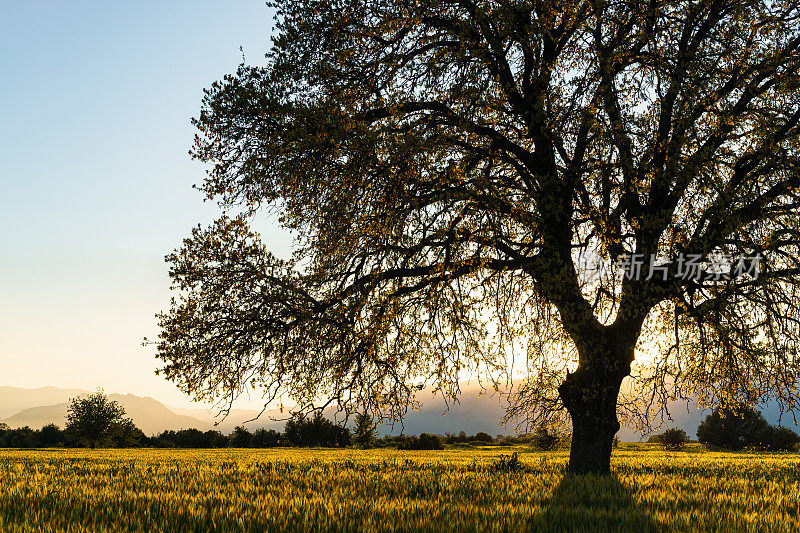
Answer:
[205,430,230,448]
[418,433,444,450]
[490,452,525,473]
[530,425,564,451]
[446,431,495,445]
[5,427,38,448]
[768,426,800,451]
[397,433,444,450]
[657,428,689,451]
[472,432,494,443]
[393,435,414,449]
[445,431,470,444]
[496,434,533,446]
[173,429,207,448]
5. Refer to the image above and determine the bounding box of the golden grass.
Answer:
[0,444,798,532]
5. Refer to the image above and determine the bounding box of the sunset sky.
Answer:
[1,1,291,408]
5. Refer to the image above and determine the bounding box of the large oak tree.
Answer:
[155,0,800,472]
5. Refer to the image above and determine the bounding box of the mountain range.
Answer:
[0,387,277,435]
[0,385,519,437]
[4,384,779,440]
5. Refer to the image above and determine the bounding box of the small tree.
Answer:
[771,427,800,452]
[697,405,770,450]
[65,390,127,449]
[252,428,282,448]
[353,413,377,448]
[656,428,689,451]
[284,412,351,447]
[530,425,560,451]
[229,426,253,448]
[205,430,229,448]
[110,419,146,448]
[472,432,494,444]
[38,424,64,447]
[172,428,205,448]
[397,433,444,450]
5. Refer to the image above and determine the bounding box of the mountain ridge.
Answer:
[1,384,761,440]
[0,385,521,437]
[1,393,213,436]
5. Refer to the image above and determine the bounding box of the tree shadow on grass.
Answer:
[526,472,661,532]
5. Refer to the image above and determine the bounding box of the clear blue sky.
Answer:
[0,1,291,408]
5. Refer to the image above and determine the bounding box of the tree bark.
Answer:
[559,340,631,474]
[564,391,620,474]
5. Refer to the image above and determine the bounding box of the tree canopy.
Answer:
[696,403,800,451]
[65,391,128,449]
[354,412,378,448]
[155,0,800,472]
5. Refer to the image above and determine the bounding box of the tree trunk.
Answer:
[559,341,631,474]
[565,396,620,474]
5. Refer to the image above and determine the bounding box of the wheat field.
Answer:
[0,445,798,532]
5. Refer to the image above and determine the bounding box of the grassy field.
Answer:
[0,444,799,532]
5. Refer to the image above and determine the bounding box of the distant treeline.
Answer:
[0,413,512,450]
[648,404,800,452]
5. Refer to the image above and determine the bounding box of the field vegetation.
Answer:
[1,445,799,532]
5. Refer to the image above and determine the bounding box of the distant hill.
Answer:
[171,390,514,436]
[173,387,517,436]
[105,394,212,435]
[3,404,68,430]
[377,387,794,441]
[3,384,792,441]
[372,388,512,437]
[0,386,87,419]
[1,391,210,436]
[0,385,517,437]
[168,406,286,433]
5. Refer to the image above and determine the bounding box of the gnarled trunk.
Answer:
[563,385,620,474]
[559,339,632,474]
